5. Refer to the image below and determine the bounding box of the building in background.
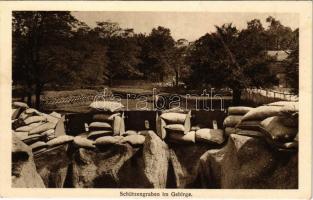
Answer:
[267,50,291,88]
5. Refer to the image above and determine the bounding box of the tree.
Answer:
[146,26,176,82]
[284,28,299,95]
[13,11,80,108]
[93,22,142,86]
[71,23,110,86]
[94,21,122,38]
[171,39,190,87]
[214,24,249,105]
[186,22,278,105]
[285,28,299,94]
[135,33,151,79]
[78,44,109,85]
[237,20,278,89]
[265,16,295,50]
[284,47,298,94]
[106,34,142,84]
[238,19,267,55]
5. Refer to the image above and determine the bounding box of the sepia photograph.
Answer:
[0,1,312,198]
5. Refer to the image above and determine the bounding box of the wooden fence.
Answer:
[41,95,96,106]
[242,88,298,105]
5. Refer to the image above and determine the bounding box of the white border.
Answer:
[0,1,311,198]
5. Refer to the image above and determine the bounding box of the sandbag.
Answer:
[195,129,224,144]
[279,104,299,116]
[54,116,66,137]
[87,130,113,140]
[16,122,44,132]
[223,115,243,127]
[74,136,95,149]
[49,111,62,119]
[282,141,298,149]
[165,124,186,133]
[138,130,155,136]
[236,120,261,131]
[12,108,17,119]
[94,136,123,146]
[184,111,191,132]
[92,113,120,122]
[224,127,237,136]
[12,108,22,120]
[46,135,74,147]
[122,130,138,136]
[16,125,32,132]
[13,102,29,109]
[89,101,124,112]
[113,115,123,136]
[89,122,112,131]
[268,101,298,107]
[228,106,252,115]
[25,108,41,115]
[30,122,45,127]
[33,148,48,155]
[13,131,29,140]
[167,131,195,143]
[29,122,56,135]
[42,113,60,124]
[41,129,56,140]
[161,107,186,113]
[241,106,282,121]
[260,116,298,142]
[190,124,206,131]
[236,129,264,138]
[30,141,48,152]
[24,116,47,125]
[160,112,187,124]
[120,135,146,146]
[120,112,125,134]
[12,118,26,130]
[22,134,44,145]
[156,116,167,139]
[41,129,55,135]
[18,112,31,120]
[279,115,298,128]
[161,117,167,139]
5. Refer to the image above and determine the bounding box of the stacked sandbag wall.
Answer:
[11,100,299,189]
[198,101,299,189]
[156,109,227,188]
[12,102,73,188]
[68,106,169,188]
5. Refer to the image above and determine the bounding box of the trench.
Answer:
[21,110,298,189]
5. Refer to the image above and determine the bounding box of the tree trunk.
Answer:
[35,83,42,109]
[232,89,242,106]
[175,70,179,87]
[108,76,113,87]
[26,83,32,107]
[27,93,32,107]
[159,72,164,82]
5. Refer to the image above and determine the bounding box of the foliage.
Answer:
[284,45,299,94]
[13,12,299,108]
[265,16,298,50]
[13,11,81,107]
[186,21,280,104]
